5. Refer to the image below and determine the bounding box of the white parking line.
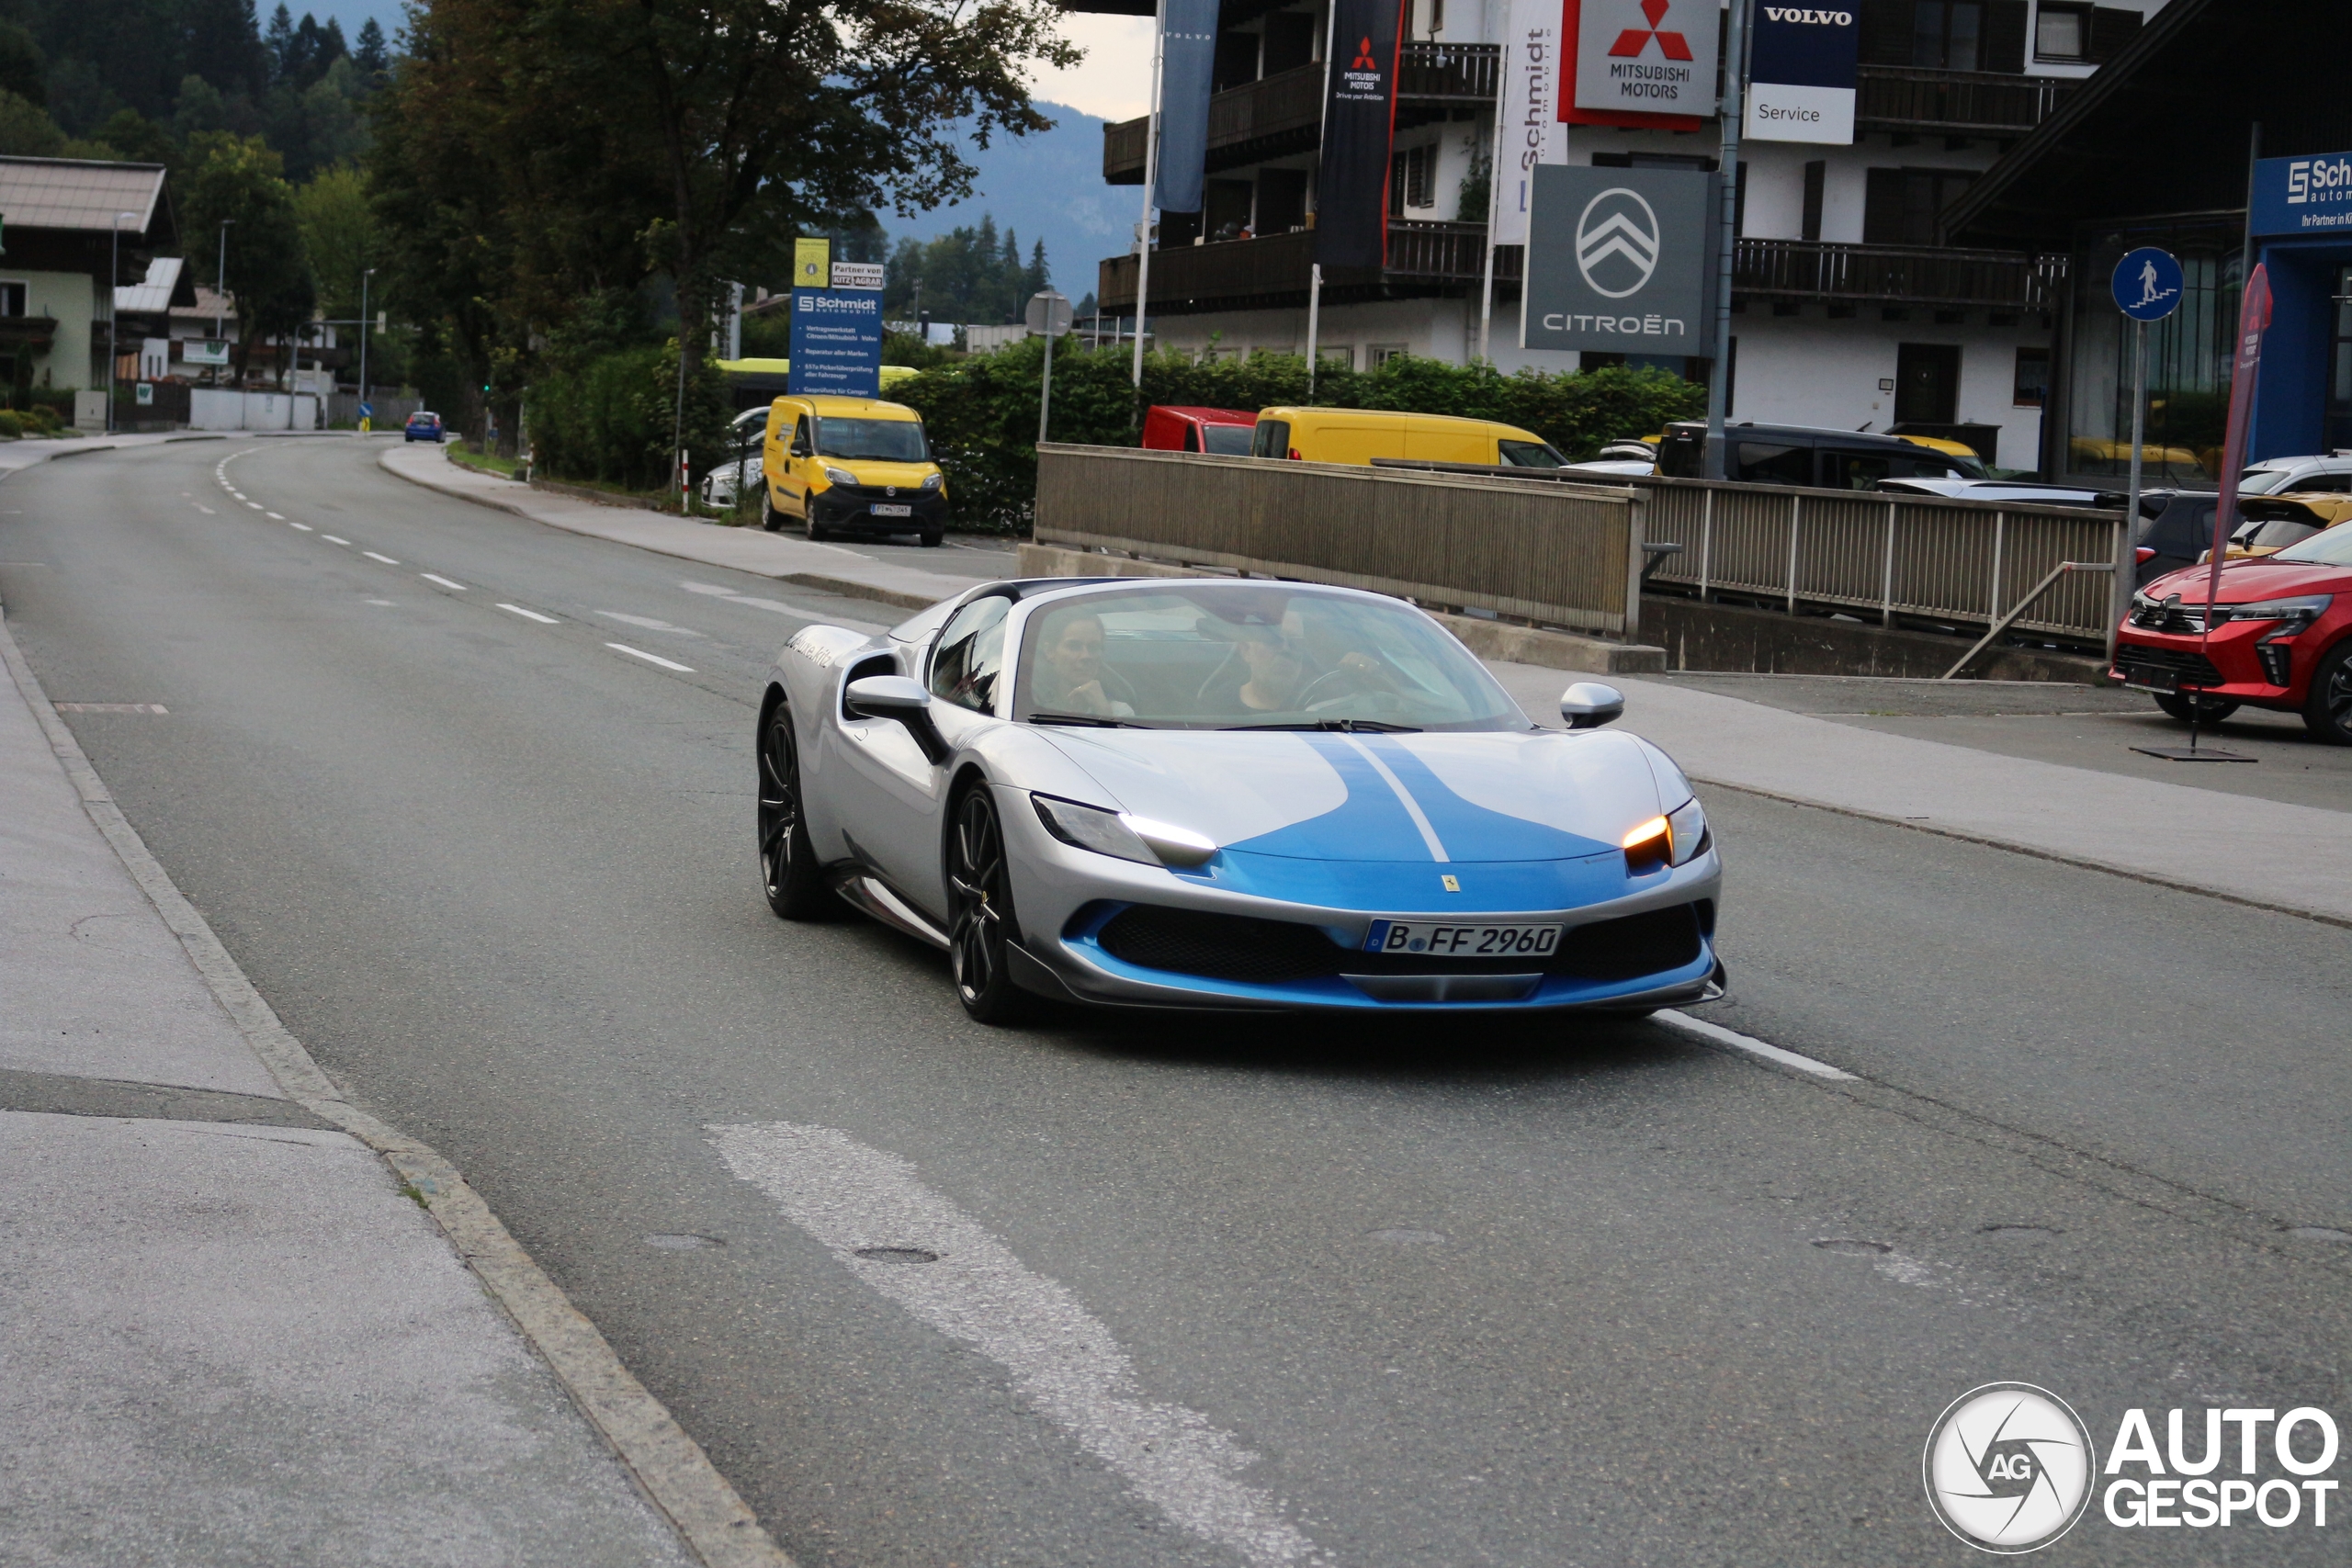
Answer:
[362,551,400,564]
[497,603,559,624]
[1656,1010,1855,1080]
[709,1122,1324,1568]
[419,573,468,591]
[322,536,351,546]
[605,642,695,672]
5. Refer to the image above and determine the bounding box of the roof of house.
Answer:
[115,255,198,312]
[0,157,171,240]
[170,285,237,324]
[1946,0,2352,250]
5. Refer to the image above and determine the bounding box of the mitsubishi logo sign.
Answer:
[1574,187,1661,299]
[1607,0,1692,62]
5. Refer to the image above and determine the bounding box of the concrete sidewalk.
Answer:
[0,611,767,1563]
[380,442,993,611]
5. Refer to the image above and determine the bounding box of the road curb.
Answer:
[1695,774,2352,931]
[379,446,943,615]
[0,606,796,1568]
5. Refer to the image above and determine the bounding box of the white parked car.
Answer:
[700,456,763,509]
[2238,454,2352,495]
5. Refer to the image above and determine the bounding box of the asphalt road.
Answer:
[6,435,2348,1567]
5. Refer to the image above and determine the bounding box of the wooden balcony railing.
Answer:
[1854,66,2080,136]
[1735,239,2068,310]
[1396,42,1498,101]
[1097,222,1520,312]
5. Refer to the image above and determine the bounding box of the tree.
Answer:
[180,131,315,384]
[264,5,294,81]
[0,90,63,156]
[0,21,45,106]
[293,163,378,321]
[881,218,1049,323]
[352,18,387,87]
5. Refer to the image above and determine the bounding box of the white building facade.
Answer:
[1088,0,2171,472]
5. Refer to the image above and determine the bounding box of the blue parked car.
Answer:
[404,411,445,443]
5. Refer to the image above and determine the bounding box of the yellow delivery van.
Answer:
[1249,408,1567,468]
[761,394,946,545]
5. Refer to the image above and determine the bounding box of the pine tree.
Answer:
[1024,238,1048,299]
[265,4,294,82]
[353,18,388,85]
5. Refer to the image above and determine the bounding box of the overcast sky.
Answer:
[1029,13,1155,122]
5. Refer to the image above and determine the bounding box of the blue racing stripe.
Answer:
[1358,735,1611,861]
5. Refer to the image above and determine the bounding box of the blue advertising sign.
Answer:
[2249,151,2352,238]
[2111,247,2183,322]
[787,288,882,398]
[1745,3,1860,144]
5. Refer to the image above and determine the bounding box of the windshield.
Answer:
[2239,469,2294,495]
[2272,525,2352,566]
[1201,423,1255,456]
[816,418,928,462]
[1014,586,1526,732]
[1498,439,1568,468]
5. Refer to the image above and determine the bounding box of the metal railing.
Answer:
[1735,239,2069,310]
[1854,66,2081,135]
[1397,42,1499,100]
[1099,223,1517,311]
[1634,478,2124,645]
[1035,445,1644,638]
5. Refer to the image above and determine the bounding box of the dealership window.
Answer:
[1390,144,1436,213]
[2066,223,2241,485]
[1862,167,1977,247]
[2013,346,2049,408]
[1912,1,1982,69]
[1318,344,1354,369]
[1367,344,1408,367]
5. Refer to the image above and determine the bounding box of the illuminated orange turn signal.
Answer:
[1622,815,1672,874]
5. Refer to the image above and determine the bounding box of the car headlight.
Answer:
[1032,795,1216,868]
[921,473,944,491]
[2219,594,2331,635]
[1667,797,1708,865]
[1622,799,1709,874]
[824,467,858,487]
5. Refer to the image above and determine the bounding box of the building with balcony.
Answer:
[0,157,175,398]
[1078,0,2171,470]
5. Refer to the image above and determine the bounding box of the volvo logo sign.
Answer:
[1574,187,1661,299]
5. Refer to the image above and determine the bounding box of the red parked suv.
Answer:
[2112,523,2352,743]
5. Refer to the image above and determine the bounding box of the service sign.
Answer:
[1571,0,1719,119]
[787,288,881,398]
[1745,3,1859,143]
[2250,152,2352,237]
[1521,165,1714,354]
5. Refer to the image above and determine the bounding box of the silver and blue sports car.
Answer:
[758,577,1724,1023]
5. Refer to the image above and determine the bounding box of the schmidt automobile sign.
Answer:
[1521,164,1713,353]
[2251,151,2352,236]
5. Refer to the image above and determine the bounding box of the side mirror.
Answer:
[1559,682,1625,729]
[845,675,949,763]
[789,437,810,458]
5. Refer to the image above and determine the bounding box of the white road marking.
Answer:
[678,580,885,629]
[362,551,399,564]
[322,535,351,546]
[605,642,695,672]
[595,610,704,637]
[193,503,214,514]
[1337,734,1448,863]
[1656,1010,1855,1080]
[364,599,395,606]
[497,603,558,624]
[708,1122,1324,1568]
[288,523,313,532]
[245,502,265,510]
[53,703,167,714]
[266,511,285,520]
[419,573,468,591]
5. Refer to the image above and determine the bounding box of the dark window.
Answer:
[1895,343,1962,424]
[1801,162,1826,242]
[1825,449,1966,490]
[1213,29,1259,92]
[928,596,1012,713]
[1204,178,1255,240]
[1911,0,1981,69]
[1498,439,1567,468]
[1860,0,1917,66]
[1734,161,1749,238]
[1863,167,1976,246]
[2331,265,2352,456]
[2013,345,2049,408]
[0,282,24,317]
[1737,443,1815,486]
[1263,11,1317,73]
[1251,419,1291,458]
[1201,423,1256,456]
[1981,0,2027,72]
[1257,167,1309,233]
[2086,5,2143,62]
[1182,424,1200,453]
[1390,143,1435,212]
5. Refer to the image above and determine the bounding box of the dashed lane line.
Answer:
[419,573,469,592]
[605,643,695,673]
[322,536,351,547]
[289,523,313,532]
[497,604,559,624]
[362,551,400,565]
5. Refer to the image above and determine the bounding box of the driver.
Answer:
[1030,611,1134,716]
[1235,625,1309,712]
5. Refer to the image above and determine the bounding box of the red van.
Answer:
[1142,405,1257,457]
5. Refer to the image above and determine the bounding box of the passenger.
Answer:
[1030,612,1135,716]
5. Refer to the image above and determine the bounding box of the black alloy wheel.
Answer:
[2304,642,2352,745]
[920,530,944,548]
[758,702,836,919]
[946,787,1032,1024]
[2154,691,2239,725]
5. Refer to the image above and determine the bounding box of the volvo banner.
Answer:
[1746,2,1860,143]
[1151,0,1220,215]
[1492,0,1564,247]
[1569,0,1719,122]
[1315,0,1406,271]
[1521,164,1715,354]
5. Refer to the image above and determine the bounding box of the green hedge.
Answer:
[526,342,732,492]
[888,342,1707,534]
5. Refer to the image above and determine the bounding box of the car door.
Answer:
[832,594,1012,915]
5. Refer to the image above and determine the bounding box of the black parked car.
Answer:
[1657,422,1987,489]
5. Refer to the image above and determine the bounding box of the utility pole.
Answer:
[1476,44,1509,365]
[215,220,232,387]
[107,211,135,434]
[1703,0,1752,481]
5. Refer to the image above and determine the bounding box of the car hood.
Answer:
[2146,559,2350,603]
[823,460,936,487]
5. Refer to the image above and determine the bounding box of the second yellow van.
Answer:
[1249,407,1567,468]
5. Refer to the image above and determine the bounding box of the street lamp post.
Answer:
[358,267,376,432]
[215,220,232,388]
[107,210,137,434]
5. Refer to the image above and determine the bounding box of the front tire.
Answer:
[2155,691,2238,725]
[760,491,783,533]
[946,786,1033,1024]
[920,530,944,548]
[2303,642,2352,745]
[758,701,837,919]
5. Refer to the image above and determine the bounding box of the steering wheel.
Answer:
[1294,668,1365,708]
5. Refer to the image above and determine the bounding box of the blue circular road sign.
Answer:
[2112,247,2185,321]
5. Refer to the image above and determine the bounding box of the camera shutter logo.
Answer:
[1575,187,1662,299]
[1923,1383,2096,1553]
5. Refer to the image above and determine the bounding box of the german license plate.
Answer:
[1363,919,1563,957]
[870,503,913,517]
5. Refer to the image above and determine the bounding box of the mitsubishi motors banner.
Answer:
[1492,0,1563,247]
[1151,0,1220,215]
[1568,0,1718,125]
[1315,0,1405,272]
